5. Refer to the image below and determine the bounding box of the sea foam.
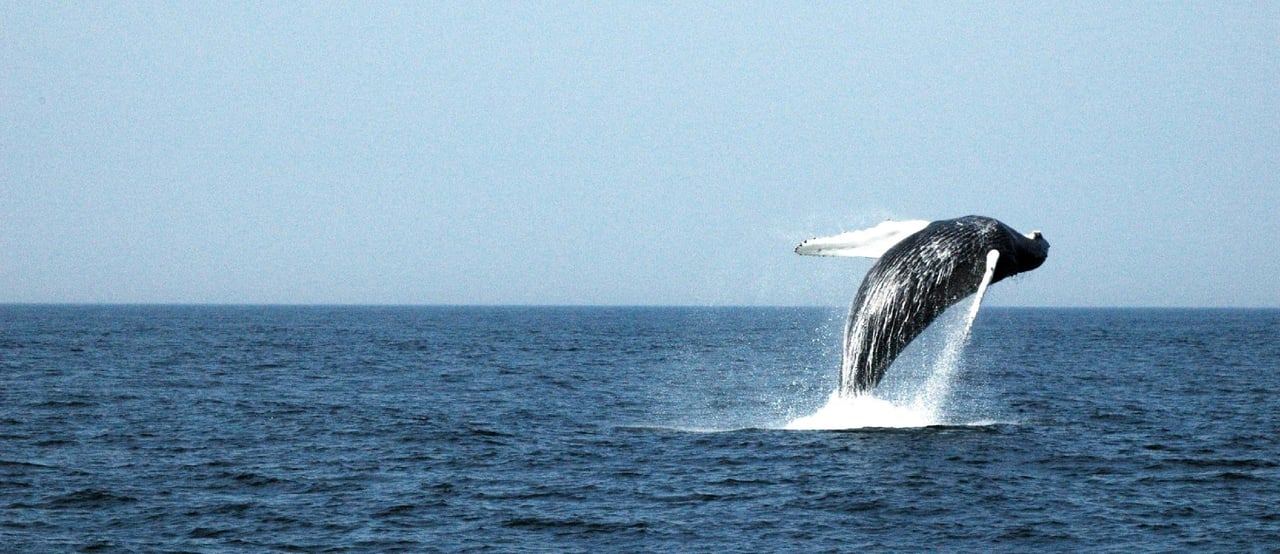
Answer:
[785,391,933,429]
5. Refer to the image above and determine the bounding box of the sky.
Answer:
[2,3,1277,307]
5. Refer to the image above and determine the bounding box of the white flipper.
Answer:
[794,220,930,258]
[962,249,1001,336]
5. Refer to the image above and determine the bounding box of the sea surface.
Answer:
[2,305,1278,552]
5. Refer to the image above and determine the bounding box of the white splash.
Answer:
[785,391,932,429]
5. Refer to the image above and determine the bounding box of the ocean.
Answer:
[2,305,1278,552]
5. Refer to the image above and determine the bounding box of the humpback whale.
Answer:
[797,215,1048,396]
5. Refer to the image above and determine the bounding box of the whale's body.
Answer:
[797,216,1049,396]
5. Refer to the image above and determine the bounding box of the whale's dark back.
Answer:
[840,216,1048,395]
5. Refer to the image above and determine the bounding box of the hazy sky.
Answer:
[3,3,1277,306]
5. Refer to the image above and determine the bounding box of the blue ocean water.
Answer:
[2,305,1278,552]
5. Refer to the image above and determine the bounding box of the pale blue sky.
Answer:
[3,3,1277,306]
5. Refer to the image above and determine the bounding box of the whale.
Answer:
[796,215,1049,396]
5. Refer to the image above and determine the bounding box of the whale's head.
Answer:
[985,222,1048,284]
[1011,229,1049,273]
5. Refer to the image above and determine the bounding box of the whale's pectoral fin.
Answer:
[962,249,1001,334]
[794,219,930,258]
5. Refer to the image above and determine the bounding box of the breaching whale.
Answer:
[796,215,1048,396]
